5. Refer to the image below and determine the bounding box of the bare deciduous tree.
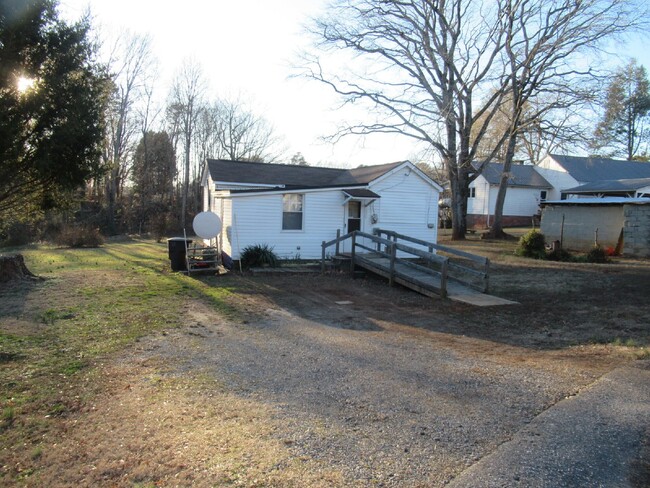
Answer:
[304,0,644,239]
[487,0,643,238]
[168,59,206,229]
[102,31,154,233]
[303,0,520,239]
[208,97,284,162]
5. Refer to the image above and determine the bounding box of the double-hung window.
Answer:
[282,194,303,230]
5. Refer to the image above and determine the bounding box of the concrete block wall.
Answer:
[623,204,650,257]
[540,205,624,251]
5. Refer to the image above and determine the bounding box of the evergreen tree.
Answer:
[131,131,176,233]
[593,60,650,160]
[0,0,109,226]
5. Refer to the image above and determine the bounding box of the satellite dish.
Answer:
[193,211,222,239]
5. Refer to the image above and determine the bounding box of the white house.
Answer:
[466,155,650,229]
[201,159,443,260]
[467,162,552,228]
[536,154,650,200]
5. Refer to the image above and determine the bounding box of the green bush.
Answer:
[240,244,279,269]
[586,245,609,263]
[54,225,104,248]
[546,247,574,262]
[515,229,546,259]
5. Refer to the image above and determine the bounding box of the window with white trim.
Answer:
[540,190,547,201]
[469,187,476,198]
[282,194,303,230]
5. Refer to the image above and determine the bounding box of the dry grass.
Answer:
[1,239,342,486]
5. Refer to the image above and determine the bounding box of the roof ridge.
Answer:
[205,158,347,172]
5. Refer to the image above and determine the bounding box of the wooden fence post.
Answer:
[440,258,448,298]
[335,228,341,256]
[483,258,490,293]
[389,242,396,286]
[350,232,356,278]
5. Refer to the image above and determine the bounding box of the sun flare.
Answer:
[17,76,36,93]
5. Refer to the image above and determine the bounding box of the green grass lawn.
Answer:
[0,239,238,471]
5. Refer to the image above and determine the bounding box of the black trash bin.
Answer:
[167,237,192,271]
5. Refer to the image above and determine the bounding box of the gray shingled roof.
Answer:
[342,188,381,198]
[563,177,650,194]
[549,154,650,182]
[478,163,552,188]
[206,159,405,189]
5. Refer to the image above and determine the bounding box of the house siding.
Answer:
[213,196,233,256]
[369,169,439,254]
[226,191,345,260]
[536,157,579,200]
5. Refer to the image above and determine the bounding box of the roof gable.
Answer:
[549,154,650,182]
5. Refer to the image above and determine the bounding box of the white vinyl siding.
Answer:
[536,157,580,201]
[468,175,548,218]
[227,191,345,259]
[369,168,439,255]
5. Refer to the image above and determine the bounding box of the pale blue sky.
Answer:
[59,0,650,167]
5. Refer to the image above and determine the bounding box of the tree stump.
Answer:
[0,254,39,282]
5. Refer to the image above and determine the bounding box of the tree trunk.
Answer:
[447,156,469,240]
[484,131,518,240]
[0,255,39,282]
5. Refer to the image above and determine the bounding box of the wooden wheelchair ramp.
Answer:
[322,230,516,307]
[355,253,516,306]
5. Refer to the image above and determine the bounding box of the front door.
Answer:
[347,200,361,233]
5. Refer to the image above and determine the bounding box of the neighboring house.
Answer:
[201,159,443,260]
[536,154,650,200]
[562,178,650,198]
[467,163,552,228]
[467,154,650,229]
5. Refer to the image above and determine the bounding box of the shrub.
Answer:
[151,212,171,243]
[586,245,609,263]
[240,244,279,269]
[1,221,40,246]
[515,229,546,259]
[54,225,104,248]
[546,247,574,262]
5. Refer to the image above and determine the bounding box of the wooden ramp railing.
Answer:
[321,229,490,299]
[373,228,490,293]
[321,230,450,298]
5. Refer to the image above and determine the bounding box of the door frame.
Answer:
[342,200,362,252]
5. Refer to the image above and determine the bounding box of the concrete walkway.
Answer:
[448,361,650,487]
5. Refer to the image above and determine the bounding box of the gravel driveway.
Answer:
[138,273,642,486]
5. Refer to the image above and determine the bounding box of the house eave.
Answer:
[225,184,370,198]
